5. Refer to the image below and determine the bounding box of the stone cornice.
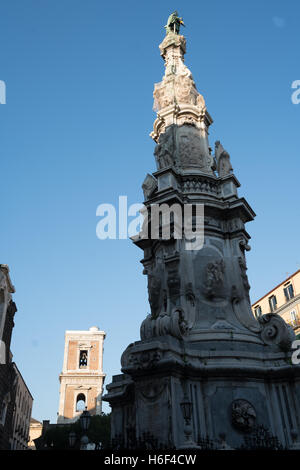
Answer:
[59,372,105,377]
[65,330,106,337]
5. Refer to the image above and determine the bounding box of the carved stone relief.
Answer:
[203,259,225,299]
[153,82,174,111]
[174,74,199,106]
[154,127,175,169]
[231,399,256,432]
[137,378,168,403]
[122,347,163,370]
[177,126,211,170]
[181,177,219,195]
[177,115,198,127]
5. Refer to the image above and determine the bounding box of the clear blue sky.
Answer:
[0,1,299,422]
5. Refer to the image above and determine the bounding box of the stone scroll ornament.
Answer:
[258,313,295,351]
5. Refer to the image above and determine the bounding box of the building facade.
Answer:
[28,418,43,450]
[252,269,300,336]
[57,327,106,423]
[0,264,17,450]
[10,363,33,450]
[0,264,34,450]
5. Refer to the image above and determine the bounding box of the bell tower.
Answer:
[57,326,106,423]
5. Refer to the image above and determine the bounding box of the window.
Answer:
[269,295,277,312]
[290,310,297,324]
[284,283,294,302]
[76,393,86,412]
[0,340,5,365]
[0,401,7,425]
[79,350,88,368]
[254,305,262,319]
[0,392,11,426]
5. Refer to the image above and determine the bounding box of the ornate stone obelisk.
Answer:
[104,14,300,450]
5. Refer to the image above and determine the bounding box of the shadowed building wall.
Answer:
[0,265,17,450]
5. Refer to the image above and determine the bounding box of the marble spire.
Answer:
[151,32,214,176]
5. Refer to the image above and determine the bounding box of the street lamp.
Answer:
[180,395,193,424]
[179,391,199,449]
[79,408,91,450]
[80,408,91,432]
